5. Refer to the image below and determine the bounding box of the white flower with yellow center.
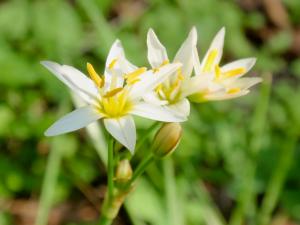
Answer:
[189,27,262,102]
[42,40,184,153]
[145,27,204,118]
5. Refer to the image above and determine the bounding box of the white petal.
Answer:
[221,58,256,82]
[200,27,225,72]
[104,116,136,153]
[143,92,168,105]
[45,106,101,136]
[128,63,181,100]
[165,98,190,118]
[205,90,249,101]
[227,77,262,90]
[131,102,187,122]
[41,61,99,104]
[193,46,201,75]
[181,72,213,97]
[173,27,197,77]
[104,40,126,90]
[147,28,169,68]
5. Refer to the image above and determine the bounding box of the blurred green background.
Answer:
[0,0,300,224]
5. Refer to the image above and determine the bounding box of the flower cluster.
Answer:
[42,27,261,153]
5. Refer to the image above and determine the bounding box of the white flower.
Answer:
[189,27,262,102]
[145,27,202,118]
[42,40,184,153]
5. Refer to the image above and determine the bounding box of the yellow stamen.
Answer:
[214,65,221,79]
[223,68,246,78]
[108,58,118,70]
[177,68,184,80]
[227,88,241,94]
[124,67,147,85]
[152,60,169,73]
[155,84,163,92]
[103,87,123,98]
[203,49,218,72]
[161,59,169,66]
[87,63,104,87]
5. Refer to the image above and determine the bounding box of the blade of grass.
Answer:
[35,138,63,225]
[229,73,272,225]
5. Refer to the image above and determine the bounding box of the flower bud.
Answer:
[152,123,182,158]
[115,159,132,183]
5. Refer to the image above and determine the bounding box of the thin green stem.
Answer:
[98,216,112,225]
[35,140,63,225]
[130,153,154,184]
[229,74,272,225]
[163,158,184,225]
[257,133,297,225]
[135,122,160,152]
[107,135,115,199]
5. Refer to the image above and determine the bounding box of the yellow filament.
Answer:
[98,89,131,117]
[108,58,118,70]
[203,49,218,72]
[227,88,241,94]
[124,67,147,85]
[152,60,169,73]
[155,84,163,92]
[87,63,103,87]
[214,65,221,79]
[161,59,169,66]
[103,87,123,98]
[223,68,245,78]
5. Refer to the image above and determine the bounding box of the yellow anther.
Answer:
[227,88,241,94]
[155,84,163,92]
[108,58,118,70]
[223,68,245,78]
[152,68,160,73]
[203,49,218,72]
[177,68,184,80]
[124,67,147,80]
[161,59,169,66]
[214,65,221,79]
[125,67,147,85]
[87,63,104,87]
[103,87,123,98]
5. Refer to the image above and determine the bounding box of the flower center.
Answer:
[156,67,184,103]
[97,88,132,118]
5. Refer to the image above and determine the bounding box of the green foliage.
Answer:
[0,0,299,225]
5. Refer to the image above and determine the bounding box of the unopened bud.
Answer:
[115,159,132,183]
[152,123,182,158]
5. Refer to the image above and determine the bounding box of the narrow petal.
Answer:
[41,61,99,104]
[181,72,213,97]
[221,57,256,82]
[45,106,102,136]
[193,46,201,75]
[143,92,168,106]
[204,90,249,101]
[104,40,126,90]
[128,63,181,100]
[173,27,197,77]
[131,102,187,122]
[104,116,136,153]
[147,28,169,68]
[200,27,225,72]
[165,98,190,118]
[227,77,262,90]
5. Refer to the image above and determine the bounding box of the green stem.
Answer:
[135,122,160,152]
[163,158,183,225]
[107,136,115,199]
[229,74,271,225]
[130,153,154,184]
[257,133,297,225]
[35,141,62,225]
